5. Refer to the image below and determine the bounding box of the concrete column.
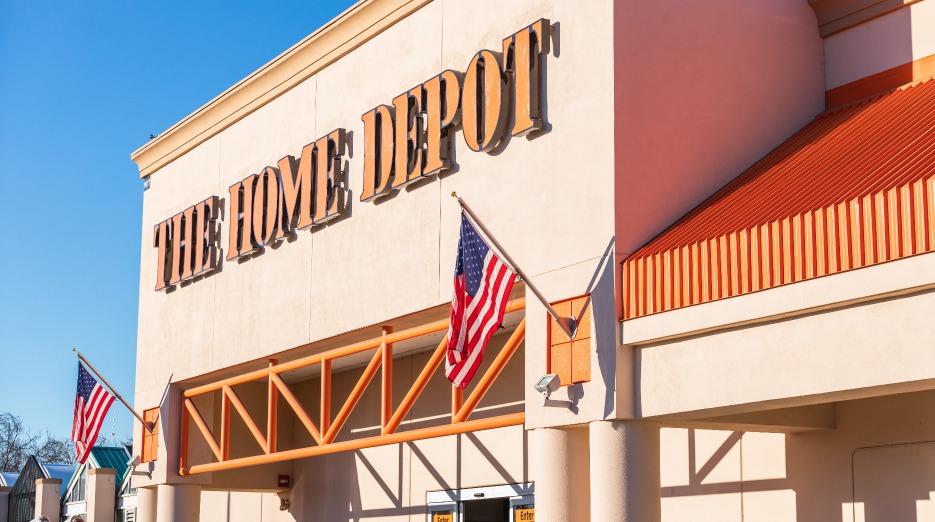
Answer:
[34,477,62,522]
[86,468,117,522]
[137,486,158,522]
[532,426,590,522]
[0,486,10,522]
[156,483,201,522]
[589,420,661,522]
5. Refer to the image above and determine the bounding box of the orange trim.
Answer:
[184,399,222,462]
[267,360,278,454]
[621,79,935,321]
[380,327,393,430]
[220,393,230,460]
[827,54,935,109]
[270,372,322,444]
[178,403,189,471]
[383,337,448,435]
[223,385,269,453]
[141,408,160,464]
[320,358,331,436]
[182,306,522,397]
[451,386,463,420]
[185,412,524,475]
[179,298,525,475]
[454,318,526,423]
[324,349,383,444]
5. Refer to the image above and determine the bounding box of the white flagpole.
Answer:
[451,192,578,339]
[73,348,154,431]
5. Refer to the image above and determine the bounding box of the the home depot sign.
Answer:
[153,19,550,291]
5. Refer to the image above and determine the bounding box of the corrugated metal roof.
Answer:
[622,79,935,319]
[41,463,76,483]
[89,446,131,479]
[0,471,19,487]
[62,446,132,499]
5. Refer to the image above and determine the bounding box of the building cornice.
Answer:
[130,0,432,178]
[809,0,923,37]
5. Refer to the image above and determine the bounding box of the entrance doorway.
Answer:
[427,483,534,522]
[462,497,510,521]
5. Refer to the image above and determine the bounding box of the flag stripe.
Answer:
[84,387,110,439]
[452,263,513,387]
[72,363,115,464]
[445,214,518,390]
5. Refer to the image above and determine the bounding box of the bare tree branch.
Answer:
[0,413,75,471]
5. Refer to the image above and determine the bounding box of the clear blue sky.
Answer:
[0,0,353,443]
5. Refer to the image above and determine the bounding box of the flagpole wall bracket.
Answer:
[451,192,578,340]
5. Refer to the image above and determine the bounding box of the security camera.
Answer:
[534,374,561,398]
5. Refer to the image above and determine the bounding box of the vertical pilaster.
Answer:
[156,483,201,522]
[34,478,62,522]
[589,420,661,522]
[532,426,590,522]
[86,468,117,522]
[136,486,158,522]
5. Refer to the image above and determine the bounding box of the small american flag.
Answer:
[445,213,517,389]
[72,363,115,464]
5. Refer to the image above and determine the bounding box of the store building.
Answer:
[128,0,935,520]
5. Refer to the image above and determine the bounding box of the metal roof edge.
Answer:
[129,0,432,178]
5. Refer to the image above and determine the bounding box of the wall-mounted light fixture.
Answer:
[534,374,561,399]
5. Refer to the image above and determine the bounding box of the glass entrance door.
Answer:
[462,497,510,521]
[427,484,534,522]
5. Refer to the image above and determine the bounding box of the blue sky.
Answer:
[0,0,353,443]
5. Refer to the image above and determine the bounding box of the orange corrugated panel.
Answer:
[828,207,840,273]
[926,178,935,251]
[739,229,750,294]
[622,80,935,320]
[899,185,913,258]
[912,180,926,254]
[813,209,826,277]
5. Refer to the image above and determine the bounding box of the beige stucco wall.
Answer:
[129,0,935,519]
[133,0,620,486]
[635,271,935,419]
[134,0,616,390]
[824,0,935,89]
[613,0,824,257]
[199,490,291,522]
[188,329,527,520]
[192,390,935,522]
[661,390,935,522]
[35,478,62,521]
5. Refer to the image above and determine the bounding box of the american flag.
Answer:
[72,363,115,464]
[445,213,517,389]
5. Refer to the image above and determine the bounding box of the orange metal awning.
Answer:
[621,79,935,320]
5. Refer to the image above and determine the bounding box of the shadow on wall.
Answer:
[279,330,528,521]
[823,2,917,106]
[287,431,529,521]
[658,390,935,522]
[613,0,825,257]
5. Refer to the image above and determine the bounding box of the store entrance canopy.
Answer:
[179,299,525,475]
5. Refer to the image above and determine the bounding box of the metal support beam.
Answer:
[179,298,526,475]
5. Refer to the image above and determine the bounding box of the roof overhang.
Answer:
[621,78,935,320]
